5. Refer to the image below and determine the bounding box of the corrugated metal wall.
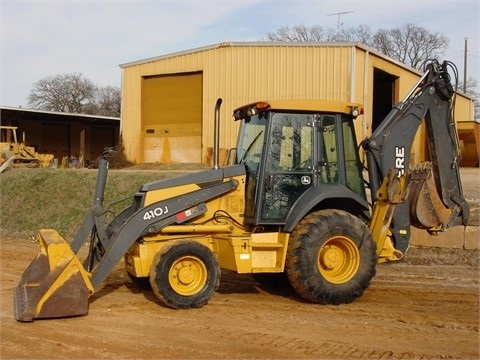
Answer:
[121,43,474,164]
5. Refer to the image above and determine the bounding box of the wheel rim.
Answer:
[318,236,360,284]
[168,256,208,296]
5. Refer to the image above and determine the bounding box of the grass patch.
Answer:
[0,168,193,241]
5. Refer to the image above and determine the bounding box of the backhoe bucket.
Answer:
[13,229,94,322]
[408,166,451,230]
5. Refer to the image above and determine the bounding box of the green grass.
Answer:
[0,168,193,241]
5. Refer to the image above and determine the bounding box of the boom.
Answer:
[362,60,469,253]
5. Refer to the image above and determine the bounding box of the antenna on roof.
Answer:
[327,11,354,29]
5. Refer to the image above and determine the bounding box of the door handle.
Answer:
[266,174,274,191]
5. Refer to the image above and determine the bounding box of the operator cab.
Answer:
[233,100,366,226]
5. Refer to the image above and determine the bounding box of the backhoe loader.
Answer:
[14,59,469,321]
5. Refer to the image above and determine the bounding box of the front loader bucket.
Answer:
[13,229,94,322]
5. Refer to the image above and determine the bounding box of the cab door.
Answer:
[258,113,315,223]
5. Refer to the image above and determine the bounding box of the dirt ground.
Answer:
[1,168,479,359]
[1,243,478,359]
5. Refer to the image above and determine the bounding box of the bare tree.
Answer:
[262,23,449,71]
[96,86,121,117]
[263,23,477,118]
[371,24,449,70]
[263,25,337,42]
[28,73,96,113]
[27,73,121,117]
[84,86,121,117]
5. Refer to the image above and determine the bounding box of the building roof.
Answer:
[119,41,420,75]
[232,99,363,120]
[0,106,120,124]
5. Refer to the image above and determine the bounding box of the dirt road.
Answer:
[1,237,478,359]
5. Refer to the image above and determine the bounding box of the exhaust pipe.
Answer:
[213,98,222,169]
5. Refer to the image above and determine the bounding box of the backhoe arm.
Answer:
[362,60,469,253]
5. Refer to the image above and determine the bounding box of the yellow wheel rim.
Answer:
[168,256,208,296]
[318,236,360,284]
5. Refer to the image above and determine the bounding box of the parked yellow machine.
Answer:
[0,126,53,169]
[14,60,469,321]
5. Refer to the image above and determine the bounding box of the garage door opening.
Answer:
[372,69,398,131]
[141,72,203,163]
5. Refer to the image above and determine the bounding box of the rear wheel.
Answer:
[149,240,220,309]
[286,209,377,305]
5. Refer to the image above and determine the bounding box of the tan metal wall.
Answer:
[121,43,475,164]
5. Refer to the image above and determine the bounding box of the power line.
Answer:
[464,37,468,93]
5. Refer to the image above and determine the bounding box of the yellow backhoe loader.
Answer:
[14,59,469,321]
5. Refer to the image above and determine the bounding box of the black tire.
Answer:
[286,209,377,305]
[149,240,220,309]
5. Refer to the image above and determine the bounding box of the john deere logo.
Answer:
[301,176,311,185]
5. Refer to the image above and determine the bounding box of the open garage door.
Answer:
[372,68,398,132]
[142,72,202,163]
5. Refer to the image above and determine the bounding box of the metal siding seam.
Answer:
[363,50,369,139]
[350,46,356,103]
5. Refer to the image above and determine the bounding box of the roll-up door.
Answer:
[142,72,202,163]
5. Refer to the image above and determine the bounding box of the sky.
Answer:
[1,0,478,108]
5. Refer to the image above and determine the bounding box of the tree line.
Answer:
[264,23,478,118]
[27,73,121,117]
[264,23,451,71]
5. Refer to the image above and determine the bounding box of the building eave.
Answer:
[0,106,120,122]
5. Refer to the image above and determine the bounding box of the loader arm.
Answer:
[87,179,238,289]
[14,150,239,321]
[362,60,469,253]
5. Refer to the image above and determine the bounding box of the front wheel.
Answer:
[149,240,220,309]
[286,209,377,305]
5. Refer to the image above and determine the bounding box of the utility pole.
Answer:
[463,37,468,93]
[327,11,354,29]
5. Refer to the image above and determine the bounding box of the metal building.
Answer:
[0,106,120,165]
[120,42,474,164]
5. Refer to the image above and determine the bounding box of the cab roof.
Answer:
[232,100,363,121]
